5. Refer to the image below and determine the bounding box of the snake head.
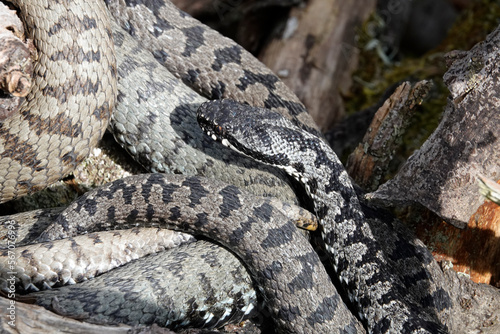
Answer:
[197,99,292,167]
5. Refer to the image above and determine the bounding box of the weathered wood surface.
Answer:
[368,24,500,229]
[439,261,500,333]
[0,2,498,334]
[259,0,376,131]
[413,197,500,286]
[346,80,432,191]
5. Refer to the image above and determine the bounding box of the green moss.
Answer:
[345,0,500,180]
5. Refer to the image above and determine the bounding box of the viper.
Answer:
[197,100,448,333]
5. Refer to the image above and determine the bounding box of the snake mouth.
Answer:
[196,100,237,149]
[203,128,232,149]
[197,100,293,167]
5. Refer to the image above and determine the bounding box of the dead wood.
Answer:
[259,0,376,131]
[346,80,432,191]
[0,2,34,122]
[439,262,500,333]
[367,24,500,229]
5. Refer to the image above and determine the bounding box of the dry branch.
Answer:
[439,262,500,333]
[0,2,34,122]
[346,80,432,191]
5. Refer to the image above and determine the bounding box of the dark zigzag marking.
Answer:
[181,26,206,57]
[182,177,209,208]
[288,251,320,293]
[47,12,97,37]
[260,220,295,249]
[253,202,274,222]
[229,217,257,246]
[218,185,242,218]
[212,45,242,71]
[305,295,340,326]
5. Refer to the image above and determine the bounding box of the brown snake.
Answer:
[0,0,116,203]
[0,1,358,332]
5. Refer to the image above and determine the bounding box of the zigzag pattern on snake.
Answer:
[0,0,116,202]
[198,100,449,333]
[32,173,364,333]
[0,0,325,331]
[0,0,454,333]
[28,240,258,330]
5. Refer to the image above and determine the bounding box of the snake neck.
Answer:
[243,121,448,333]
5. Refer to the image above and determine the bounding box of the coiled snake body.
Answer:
[0,0,116,203]
[0,0,451,333]
[34,173,364,333]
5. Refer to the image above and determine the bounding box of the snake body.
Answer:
[0,0,331,330]
[28,240,258,330]
[1,196,316,292]
[108,15,299,203]
[105,0,322,139]
[0,0,116,203]
[33,173,365,333]
[197,100,448,333]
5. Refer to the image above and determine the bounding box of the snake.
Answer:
[0,0,454,333]
[197,99,449,333]
[0,0,321,204]
[27,173,365,333]
[0,0,116,203]
[24,240,259,330]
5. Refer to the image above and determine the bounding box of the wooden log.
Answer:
[414,195,500,286]
[440,261,500,333]
[0,2,34,122]
[259,0,376,131]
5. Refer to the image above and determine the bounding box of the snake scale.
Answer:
[28,240,258,330]
[0,0,453,333]
[0,0,116,202]
[32,173,364,333]
[197,100,449,333]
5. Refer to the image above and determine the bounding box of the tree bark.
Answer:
[0,2,34,121]
[346,80,432,191]
[367,24,500,229]
[440,262,500,333]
